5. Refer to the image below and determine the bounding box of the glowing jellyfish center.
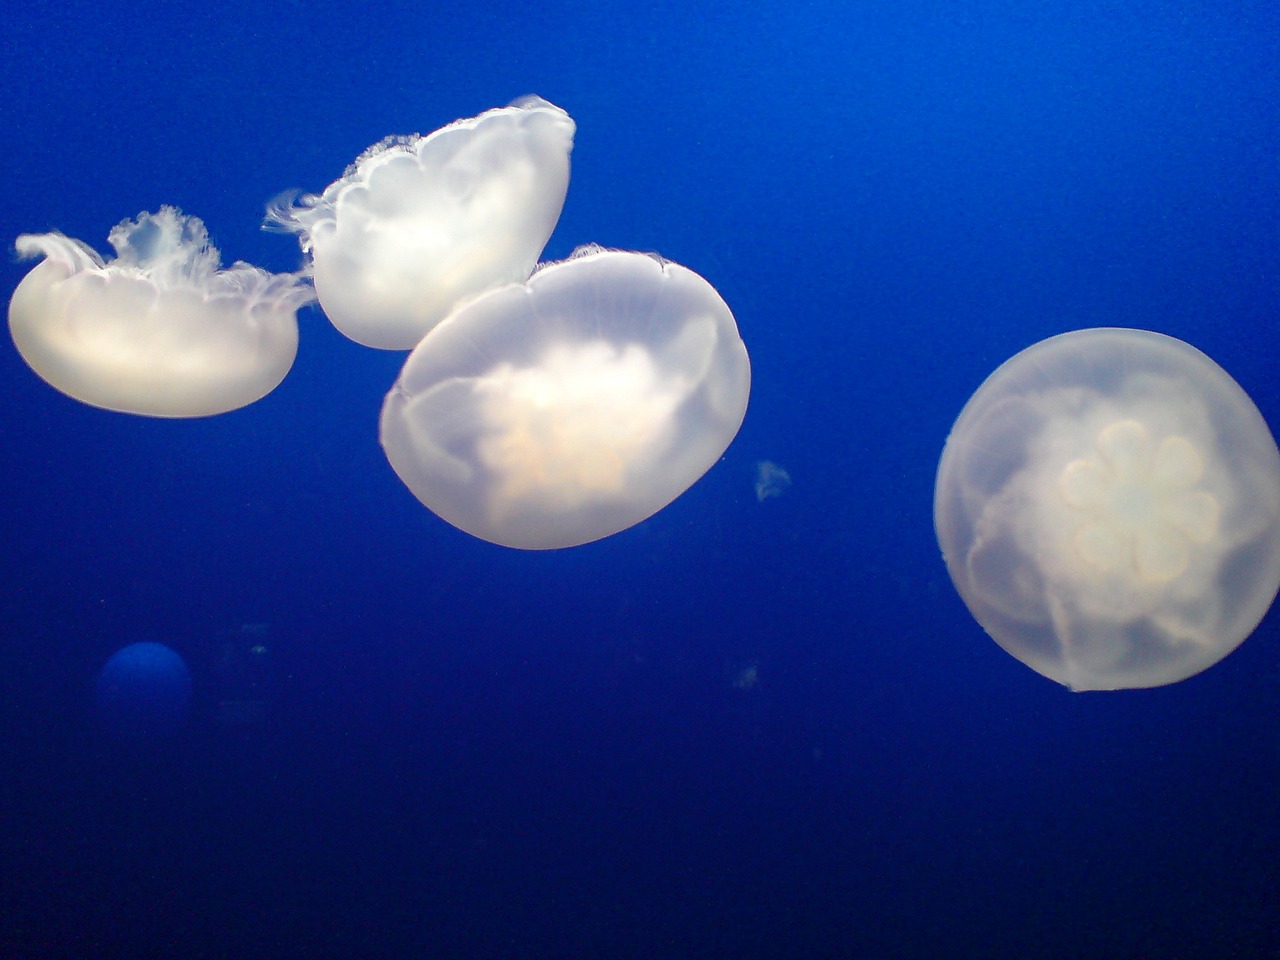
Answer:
[1059,419,1220,583]
[476,340,687,510]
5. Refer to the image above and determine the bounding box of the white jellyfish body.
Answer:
[9,207,311,417]
[380,247,752,550]
[934,328,1280,691]
[268,96,575,350]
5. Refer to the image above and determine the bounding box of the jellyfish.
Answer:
[934,328,1280,691]
[96,641,192,738]
[380,246,752,550]
[9,207,312,417]
[729,660,760,690]
[267,96,575,350]
[754,460,791,501]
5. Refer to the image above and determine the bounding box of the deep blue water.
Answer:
[2,0,1278,957]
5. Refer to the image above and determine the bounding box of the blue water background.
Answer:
[1,0,1277,957]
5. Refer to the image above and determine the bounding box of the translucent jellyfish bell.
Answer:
[268,96,575,350]
[96,641,192,739]
[934,328,1280,691]
[380,247,752,550]
[9,207,311,417]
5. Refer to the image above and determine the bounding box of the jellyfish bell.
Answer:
[380,246,752,550]
[9,207,311,417]
[267,95,575,350]
[934,328,1280,691]
[95,641,192,739]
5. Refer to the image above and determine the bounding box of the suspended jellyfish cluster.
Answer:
[11,99,1280,690]
[9,96,751,550]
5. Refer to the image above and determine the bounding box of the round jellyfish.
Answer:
[380,246,752,550]
[934,328,1280,691]
[267,96,575,350]
[9,207,312,418]
[96,641,193,738]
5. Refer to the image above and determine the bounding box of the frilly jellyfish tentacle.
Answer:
[9,207,313,418]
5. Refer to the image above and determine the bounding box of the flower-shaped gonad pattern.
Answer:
[1058,419,1220,583]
